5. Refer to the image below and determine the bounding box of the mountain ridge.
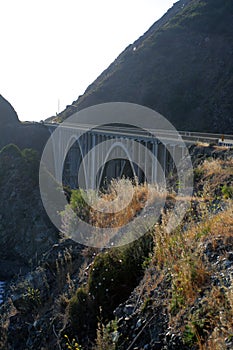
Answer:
[53,0,233,133]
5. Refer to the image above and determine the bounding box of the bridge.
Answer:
[42,121,233,190]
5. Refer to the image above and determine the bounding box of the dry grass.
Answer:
[154,199,233,347]
[62,178,170,247]
[143,166,233,347]
[89,179,167,229]
[196,142,210,147]
[202,205,233,241]
[186,284,233,350]
[153,220,210,312]
[200,158,233,177]
[201,158,223,176]
[63,153,233,349]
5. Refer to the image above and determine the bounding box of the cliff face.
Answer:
[0,95,50,154]
[56,0,233,133]
[0,145,58,279]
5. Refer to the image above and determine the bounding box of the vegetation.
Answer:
[221,184,233,199]
[69,233,153,339]
[0,142,232,350]
[66,154,233,349]
[64,334,82,350]
[0,143,22,156]
[0,143,39,181]
[23,286,41,311]
[61,178,165,246]
[137,155,233,350]
[1,1,232,349]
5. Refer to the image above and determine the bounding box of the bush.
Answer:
[70,189,91,222]
[88,233,153,321]
[22,148,39,180]
[221,184,233,199]
[0,143,22,157]
[69,287,97,340]
[68,234,153,342]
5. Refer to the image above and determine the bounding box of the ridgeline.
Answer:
[54,0,233,133]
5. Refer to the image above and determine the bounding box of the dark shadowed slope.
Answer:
[0,95,20,125]
[0,95,50,153]
[55,0,233,133]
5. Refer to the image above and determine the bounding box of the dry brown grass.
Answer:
[196,142,210,147]
[153,220,210,312]
[89,179,167,229]
[187,284,233,350]
[202,205,233,241]
[62,178,170,247]
[61,153,233,349]
[199,158,233,177]
[86,158,233,347]
[201,158,223,176]
[149,198,233,346]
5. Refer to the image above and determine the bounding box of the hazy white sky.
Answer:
[0,0,175,121]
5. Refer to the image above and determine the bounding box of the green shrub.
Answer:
[88,233,153,321]
[69,287,97,339]
[22,148,39,180]
[183,325,197,346]
[70,189,90,222]
[221,184,233,199]
[68,234,153,342]
[94,315,117,350]
[193,167,204,180]
[0,143,22,157]
[23,287,41,311]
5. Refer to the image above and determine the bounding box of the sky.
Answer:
[0,0,175,121]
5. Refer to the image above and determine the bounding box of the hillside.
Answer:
[0,144,232,350]
[0,95,20,126]
[0,95,50,154]
[0,144,59,279]
[54,0,233,133]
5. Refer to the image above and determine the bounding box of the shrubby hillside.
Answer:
[1,144,232,350]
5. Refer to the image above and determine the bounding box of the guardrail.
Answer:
[44,122,233,146]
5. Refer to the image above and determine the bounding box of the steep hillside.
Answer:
[0,144,59,279]
[55,0,233,133]
[1,145,232,350]
[0,95,20,126]
[0,95,50,154]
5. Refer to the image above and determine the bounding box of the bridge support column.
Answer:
[163,144,167,177]
[91,134,96,189]
[151,142,158,184]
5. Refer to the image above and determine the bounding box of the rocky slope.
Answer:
[0,95,58,278]
[0,144,232,350]
[0,144,59,279]
[54,0,233,133]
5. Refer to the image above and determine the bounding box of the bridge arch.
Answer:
[97,141,139,189]
[63,136,88,189]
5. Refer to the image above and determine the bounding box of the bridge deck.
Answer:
[45,122,233,146]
